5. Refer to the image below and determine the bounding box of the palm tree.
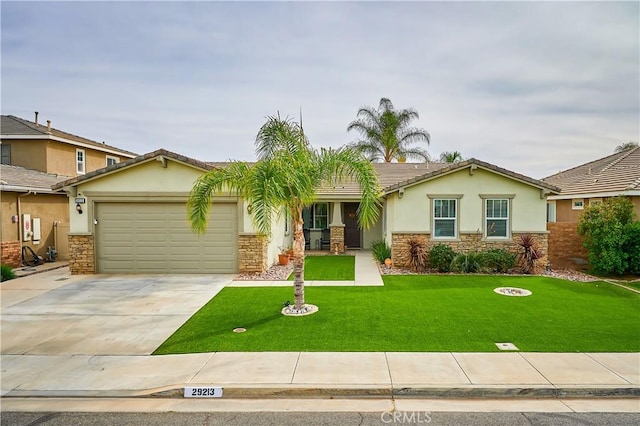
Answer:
[347,97,430,162]
[614,142,638,153]
[439,151,463,163]
[188,114,382,312]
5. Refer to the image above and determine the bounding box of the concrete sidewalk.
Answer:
[1,253,638,411]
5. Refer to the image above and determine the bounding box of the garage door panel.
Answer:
[96,202,237,274]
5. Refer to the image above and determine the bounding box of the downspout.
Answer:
[17,191,36,257]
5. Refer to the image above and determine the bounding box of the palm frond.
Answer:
[187,162,251,234]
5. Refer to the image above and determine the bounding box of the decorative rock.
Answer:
[281,304,319,316]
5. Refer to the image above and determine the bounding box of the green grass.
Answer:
[153,275,640,354]
[287,255,355,281]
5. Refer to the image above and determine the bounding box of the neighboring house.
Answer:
[54,149,559,275]
[1,114,137,267]
[542,146,640,269]
[0,165,71,267]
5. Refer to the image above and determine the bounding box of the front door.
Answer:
[344,202,361,249]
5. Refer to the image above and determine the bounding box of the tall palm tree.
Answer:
[439,151,463,163]
[188,114,382,312]
[347,97,431,162]
[614,142,638,153]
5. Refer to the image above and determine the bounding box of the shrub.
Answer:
[623,221,640,276]
[450,252,483,273]
[480,248,516,273]
[577,197,637,275]
[1,264,16,282]
[517,233,544,274]
[371,240,392,264]
[428,244,456,272]
[401,237,428,272]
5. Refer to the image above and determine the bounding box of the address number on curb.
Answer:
[184,387,223,398]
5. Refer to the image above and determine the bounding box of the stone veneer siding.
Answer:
[546,222,588,270]
[391,232,549,270]
[238,234,268,273]
[329,225,345,254]
[68,235,95,275]
[1,240,22,268]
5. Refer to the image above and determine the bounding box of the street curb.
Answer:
[5,386,637,399]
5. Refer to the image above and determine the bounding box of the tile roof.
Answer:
[54,149,559,196]
[0,164,72,192]
[1,115,138,158]
[542,147,640,196]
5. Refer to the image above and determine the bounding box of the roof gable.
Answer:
[52,149,216,190]
[384,158,560,194]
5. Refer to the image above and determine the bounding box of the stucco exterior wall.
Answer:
[554,196,640,223]
[3,140,48,173]
[1,191,69,260]
[387,168,547,235]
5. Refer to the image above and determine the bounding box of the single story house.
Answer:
[53,149,559,275]
[542,146,640,269]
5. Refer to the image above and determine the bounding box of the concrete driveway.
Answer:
[0,268,233,356]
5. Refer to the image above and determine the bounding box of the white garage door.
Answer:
[95,202,237,274]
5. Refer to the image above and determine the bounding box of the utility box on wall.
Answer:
[22,214,31,241]
[32,218,41,244]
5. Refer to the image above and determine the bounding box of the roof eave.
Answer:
[1,134,137,158]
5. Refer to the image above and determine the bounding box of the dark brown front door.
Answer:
[344,202,361,249]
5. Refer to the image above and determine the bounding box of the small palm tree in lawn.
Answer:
[439,151,463,163]
[347,97,431,162]
[188,114,382,313]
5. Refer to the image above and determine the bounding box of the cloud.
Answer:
[1,1,638,178]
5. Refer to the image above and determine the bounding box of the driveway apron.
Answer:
[0,269,233,356]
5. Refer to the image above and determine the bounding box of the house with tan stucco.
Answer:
[0,114,137,267]
[53,149,559,275]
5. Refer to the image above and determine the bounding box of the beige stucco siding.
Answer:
[0,191,69,259]
[387,168,547,235]
[3,140,48,173]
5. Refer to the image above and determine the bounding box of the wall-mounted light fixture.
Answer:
[75,197,86,214]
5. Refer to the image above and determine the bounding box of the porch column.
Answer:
[329,202,345,254]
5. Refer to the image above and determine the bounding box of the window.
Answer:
[433,199,457,238]
[547,201,556,223]
[486,199,509,238]
[572,199,584,210]
[302,203,329,229]
[589,198,602,206]
[106,156,119,167]
[76,149,85,174]
[1,144,10,165]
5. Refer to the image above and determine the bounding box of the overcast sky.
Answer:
[2,1,638,178]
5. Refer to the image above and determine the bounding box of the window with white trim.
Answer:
[76,149,85,174]
[106,155,119,167]
[433,199,457,238]
[589,198,602,206]
[485,199,509,238]
[572,199,584,210]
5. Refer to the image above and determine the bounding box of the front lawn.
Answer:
[154,275,640,354]
[287,255,355,281]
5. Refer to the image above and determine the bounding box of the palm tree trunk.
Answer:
[292,218,305,309]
